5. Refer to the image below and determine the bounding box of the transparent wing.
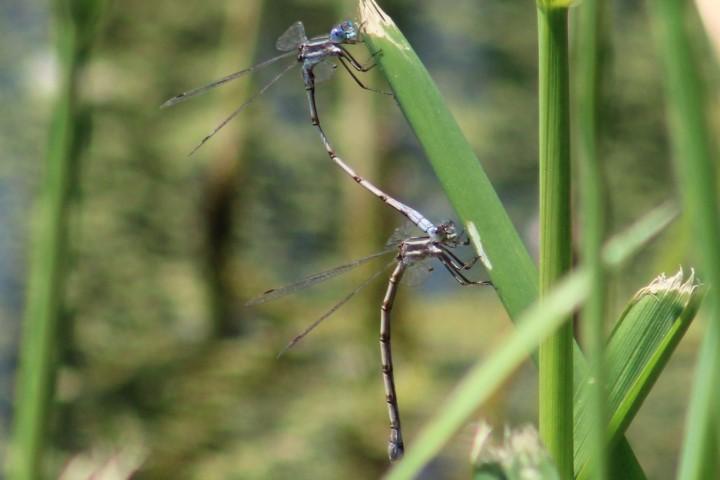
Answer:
[188,61,298,155]
[245,248,396,306]
[385,222,425,248]
[160,51,296,109]
[277,260,396,357]
[403,258,434,287]
[276,21,307,51]
[313,59,337,83]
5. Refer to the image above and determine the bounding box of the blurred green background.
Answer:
[0,0,710,478]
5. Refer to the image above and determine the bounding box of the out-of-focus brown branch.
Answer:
[202,0,264,338]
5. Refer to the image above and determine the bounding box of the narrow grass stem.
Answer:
[575,0,608,478]
[8,1,105,478]
[537,6,573,477]
[8,11,80,480]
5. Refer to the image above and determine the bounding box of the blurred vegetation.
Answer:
[650,0,720,477]
[1,0,714,478]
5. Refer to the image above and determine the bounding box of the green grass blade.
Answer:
[7,1,106,478]
[359,0,537,318]
[650,0,720,478]
[387,262,586,480]
[574,270,704,479]
[536,5,573,476]
[383,204,676,480]
[608,442,647,480]
[571,202,677,480]
[359,2,674,475]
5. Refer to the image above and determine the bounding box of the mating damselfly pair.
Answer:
[162,20,493,461]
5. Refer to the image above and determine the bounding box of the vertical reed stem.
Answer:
[9,5,80,480]
[8,1,105,477]
[537,5,573,478]
[575,0,608,478]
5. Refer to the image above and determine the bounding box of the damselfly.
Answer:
[161,20,442,237]
[246,222,492,461]
[161,20,386,154]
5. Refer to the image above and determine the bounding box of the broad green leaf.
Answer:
[575,270,704,479]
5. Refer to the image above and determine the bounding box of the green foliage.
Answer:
[574,0,608,477]
[2,0,715,478]
[575,270,704,479]
[537,0,576,9]
[359,3,700,479]
[8,1,107,479]
[536,7,573,477]
[361,2,710,479]
[650,0,720,478]
[471,424,560,480]
[360,0,538,319]
[384,204,678,480]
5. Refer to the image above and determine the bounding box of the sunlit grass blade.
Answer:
[383,203,677,480]
[359,0,537,318]
[574,270,704,479]
[650,1,720,478]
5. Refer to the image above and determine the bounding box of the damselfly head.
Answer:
[430,221,459,244]
[330,20,360,44]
